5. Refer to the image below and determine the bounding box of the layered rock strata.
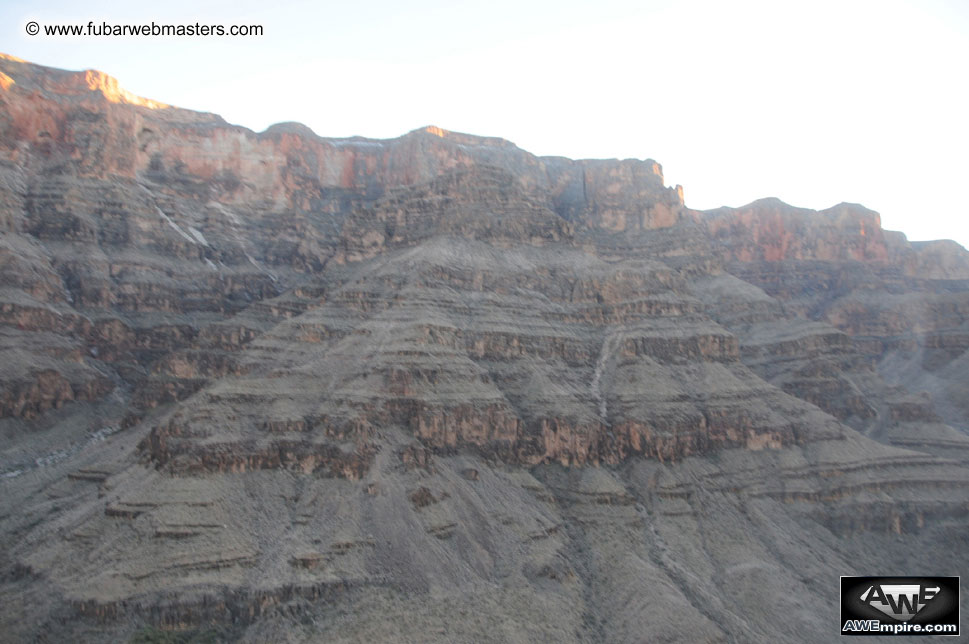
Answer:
[1,54,968,643]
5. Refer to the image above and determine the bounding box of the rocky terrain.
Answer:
[1,52,968,642]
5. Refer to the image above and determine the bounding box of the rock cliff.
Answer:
[2,54,969,643]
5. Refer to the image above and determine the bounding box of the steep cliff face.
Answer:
[2,54,969,643]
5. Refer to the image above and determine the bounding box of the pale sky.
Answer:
[3,0,968,248]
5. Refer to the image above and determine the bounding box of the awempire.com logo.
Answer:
[841,577,959,636]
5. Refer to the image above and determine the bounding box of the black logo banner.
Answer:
[841,576,959,637]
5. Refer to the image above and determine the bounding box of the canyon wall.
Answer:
[1,54,968,643]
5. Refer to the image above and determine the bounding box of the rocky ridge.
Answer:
[1,54,968,642]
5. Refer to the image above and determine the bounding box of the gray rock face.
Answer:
[1,53,969,642]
